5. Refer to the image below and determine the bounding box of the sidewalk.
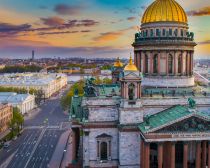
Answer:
[61,129,73,168]
[0,130,10,140]
[48,130,71,168]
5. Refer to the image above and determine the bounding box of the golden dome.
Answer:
[124,56,138,71]
[141,0,188,24]
[114,57,123,67]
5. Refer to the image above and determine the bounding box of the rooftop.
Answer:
[0,73,67,86]
[138,105,210,133]
[0,92,34,104]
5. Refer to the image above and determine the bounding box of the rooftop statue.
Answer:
[188,97,196,109]
[84,78,97,97]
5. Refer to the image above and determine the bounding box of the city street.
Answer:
[0,87,71,168]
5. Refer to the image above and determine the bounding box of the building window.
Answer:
[163,29,166,36]
[178,55,182,74]
[150,29,153,37]
[181,29,183,37]
[100,142,108,160]
[174,29,178,36]
[169,29,172,36]
[96,134,112,161]
[145,55,149,73]
[153,55,158,74]
[146,30,148,37]
[128,83,135,100]
[156,29,159,36]
[168,54,173,74]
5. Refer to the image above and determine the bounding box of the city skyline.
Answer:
[0,0,209,59]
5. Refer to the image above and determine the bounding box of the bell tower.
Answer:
[112,57,124,83]
[120,55,142,106]
[119,55,144,124]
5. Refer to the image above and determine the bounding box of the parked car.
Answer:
[3,142,10,148]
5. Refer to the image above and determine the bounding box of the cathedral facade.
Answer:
[69,0,210,168]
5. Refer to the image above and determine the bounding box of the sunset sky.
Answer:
[0,0,209,59]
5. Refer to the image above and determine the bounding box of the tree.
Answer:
[8,107,24,138]
[35,89,45,105]
[61,80,84,111]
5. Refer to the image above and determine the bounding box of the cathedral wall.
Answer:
[142,76,195,87]
[87,128,118,162]
[142,97,210,107]
[119,107,143,124]
[119,131,140,167]
[88,107,118,122]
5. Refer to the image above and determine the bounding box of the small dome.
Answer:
[141,0,188,24]
[114,57,123,67]
[124,56,138,71]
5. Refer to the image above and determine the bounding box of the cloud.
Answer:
[94,26,136,42]
[0,23,32,37]
[124,7,137,14]
[81,30,92,33]
[41,17,65,27]
[127,17,136,21]
[197,40,210,45]
[40,18,99,28]
[0,39,130,58]
[38,31,79,36]
[0,23,31,33]
[0,18,98,37]
[187,6,210,16]
[38,30,91,36]
[54,4,83,15]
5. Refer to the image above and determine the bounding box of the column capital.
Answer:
[183,141,189,145]
[157,142,164,145]
[196,140,202,144]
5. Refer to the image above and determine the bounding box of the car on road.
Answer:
[3,142,10,148]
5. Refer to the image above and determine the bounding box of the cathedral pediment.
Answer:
[154,116,210,133]
[139,105,210,134]
[123,71,141,79]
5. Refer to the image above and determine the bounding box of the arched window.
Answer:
[128,83,135,100]
[178,55,182,74]
[145,55,149,74]
[100,142,108,160]
[153,55,158,74]
[163,29,166,36]
[96,134,112,161]
[168,54,173,74]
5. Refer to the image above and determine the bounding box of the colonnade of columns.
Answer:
[134,51,194,76]
[141,140,210,168]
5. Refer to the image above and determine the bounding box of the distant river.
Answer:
[67,74,111,83]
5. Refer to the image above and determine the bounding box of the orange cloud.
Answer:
[127,17,136,21]
[94,26,137,42]
[187,6,210,16]
[40,16,65,26]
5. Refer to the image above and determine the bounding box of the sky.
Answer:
[0,0,209,59]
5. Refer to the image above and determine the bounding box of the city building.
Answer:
[0,104,13,134]
[0,64,5,70]
[69,0,210,168]
[0,92,35,114]
[0,73,67,98]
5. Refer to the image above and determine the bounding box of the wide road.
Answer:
[0,86,71,168]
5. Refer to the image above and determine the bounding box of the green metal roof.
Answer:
[70,95,83,119]
[97,84,120,97]
[138,105,210,133]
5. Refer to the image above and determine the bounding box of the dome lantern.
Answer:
[124,54,138,71]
